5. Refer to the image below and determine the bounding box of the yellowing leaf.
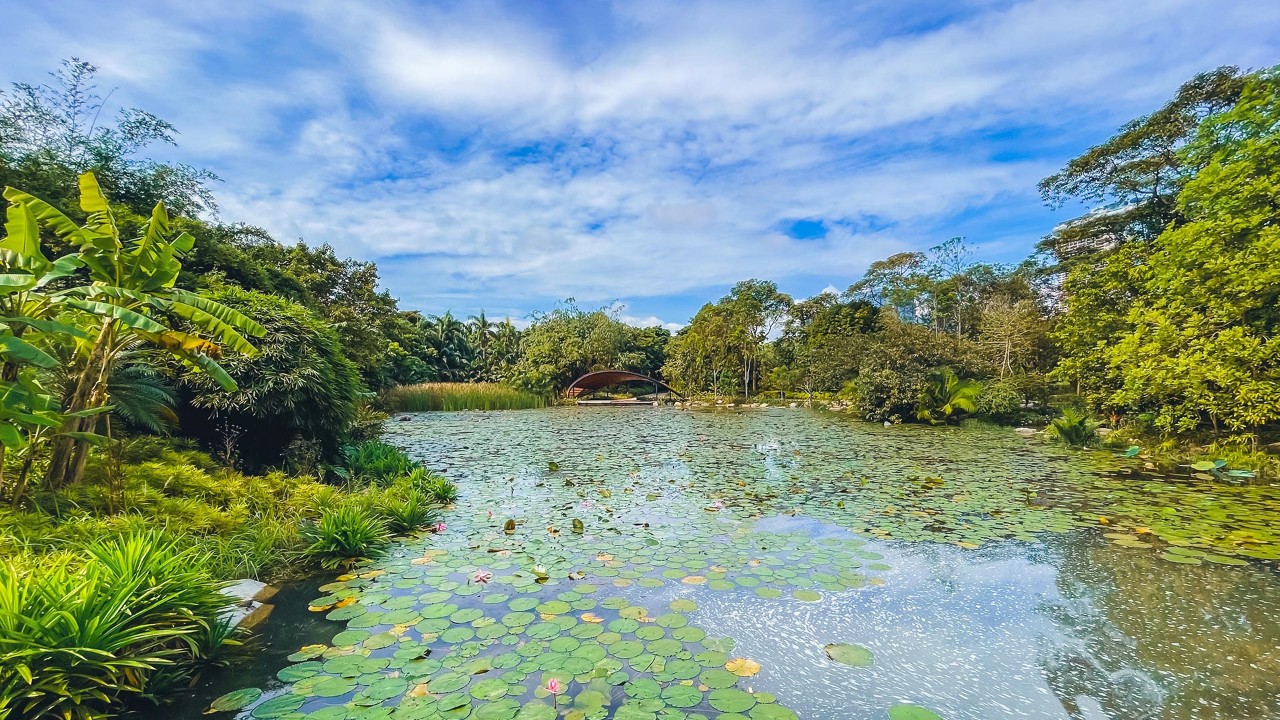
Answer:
[581,613,604,623]
[407,683,431,698]
[681,575,707,585]
[726,658,761,677]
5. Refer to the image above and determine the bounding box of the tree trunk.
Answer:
[46,318,115,488]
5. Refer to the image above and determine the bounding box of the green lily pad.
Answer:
[249,693,305,719]
[888,704,944,720]
[208,687,261,713]
[825,643,874,667]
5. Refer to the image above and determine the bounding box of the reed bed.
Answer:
[383,382,547,411]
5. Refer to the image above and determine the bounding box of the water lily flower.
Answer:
[433,522,447,532]
[711,500,724,509]
[580,500,591,508]
[473,569,493,584]
[487,510,493,518]
[546,678,563,695]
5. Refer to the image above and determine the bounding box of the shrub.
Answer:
[341,440,415,486]
[180,287,365,470]
[301,505,390,568]
[916,367,982,425]
[1048,407,1100,446]
[0,530,231,720]
[377,490,441,534]
[382,382,546,412]
[412,471,459,505]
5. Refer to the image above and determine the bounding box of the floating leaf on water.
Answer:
[824,643,874,667]
[548,461,560,471]
[1189,461,1218,472]
[207,687,261,713]
[572,518,585,534]
[248,693,304,719]
[1124,446,1142,457]
[888,704,944,720]
[504,519,517,534]
[725,657,761,677]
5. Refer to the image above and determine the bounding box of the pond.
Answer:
[186,407,1280,720]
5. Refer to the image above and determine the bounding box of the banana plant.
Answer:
[2,172,266,488]
[0,196,98,500]
[916,367,982,425]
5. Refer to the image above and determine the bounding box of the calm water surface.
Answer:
[180,408,1280,720]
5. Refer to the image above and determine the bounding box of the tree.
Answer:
[662,304,738,401]
[720,280,791,397]
[0,59,218,218]
[1042,67,1250,404]
[774,293,877,399]
[3,173,264,487]
[509,302,666,395]
[179,287,363,469]
[1104,69,1280,440]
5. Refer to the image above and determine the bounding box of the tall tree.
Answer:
[1104,69,1280,440]
[723,280,792,397]
[1041,67,1249,404]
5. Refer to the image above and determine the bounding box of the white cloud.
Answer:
[3,0,1279,321]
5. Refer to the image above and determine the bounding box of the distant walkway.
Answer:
[564,370,684,399]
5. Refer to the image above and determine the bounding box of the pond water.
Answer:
[186,407,1280,720]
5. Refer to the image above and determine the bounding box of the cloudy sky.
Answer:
[4,1,1279,328]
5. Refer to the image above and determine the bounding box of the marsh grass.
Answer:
[383,382,546,412]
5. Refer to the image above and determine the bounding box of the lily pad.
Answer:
[825,643,874,667]
[208,687,261,713]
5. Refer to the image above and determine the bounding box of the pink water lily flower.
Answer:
[580,500,591,508]
[546,678,563,695]
[433,522,447,533]
[473,569,493,584]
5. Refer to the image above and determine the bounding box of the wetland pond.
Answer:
[187,407,1280,720]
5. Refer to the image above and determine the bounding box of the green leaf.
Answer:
[0,274,37,291]
[0,335,59,368]
[78,172,118,239]
[1,187,92,244]
[0,422,26,449]
[61,299,168,333]
[207,687,262,713]
[823,643,873,667]
[0,317,91,340]
[1,199,47,262]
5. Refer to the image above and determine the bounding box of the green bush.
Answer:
[0,530,232,720]
[378,490,441,534]
[301,504,390,568]
[341,440,416,486]
[916,367,982,425]
[1048,407,1100,446]
[408,470,459,505]
[180,286,365,470]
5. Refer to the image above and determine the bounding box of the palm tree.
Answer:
[469,311,497,380]
[916,367,982,425]
[426,312,473,382]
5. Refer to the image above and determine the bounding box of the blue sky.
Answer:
[4,0,1279,329]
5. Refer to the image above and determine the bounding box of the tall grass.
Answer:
[383,382,547,412]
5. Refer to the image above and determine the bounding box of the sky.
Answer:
[3,0,1279,330]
